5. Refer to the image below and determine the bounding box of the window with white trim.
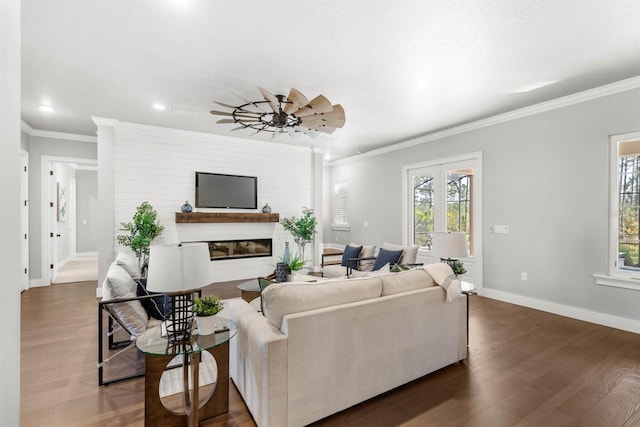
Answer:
[607,131,640,278]
[332,182,349,230]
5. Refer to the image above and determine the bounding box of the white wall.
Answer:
[101,121,314,284]
[27,135,96,280]
[76,169,98,254]
[0,0,21,423]
[325,82,640,332]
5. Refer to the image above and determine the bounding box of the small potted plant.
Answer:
[193,295,224,335]
[450,260,467,276]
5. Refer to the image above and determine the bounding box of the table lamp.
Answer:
[432,232,468,266]
[146,242,213,344]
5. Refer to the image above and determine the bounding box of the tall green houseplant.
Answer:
[280,207,317,261]
[117,201,164,269]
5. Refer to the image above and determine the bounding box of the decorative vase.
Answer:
[283,242,291,263]
[195,315,216,335]
[181,201,193,213]
[276,262,288,283]
[262,203,272,213]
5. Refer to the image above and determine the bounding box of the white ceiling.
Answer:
[21,0,640,160]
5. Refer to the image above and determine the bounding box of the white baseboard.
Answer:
[483,288,640,334]
[29,278,48,288]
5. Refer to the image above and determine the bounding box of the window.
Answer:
[413,175,434,247]
[404,154,481,257]
[596,131,640,289]
[332,182,349,230]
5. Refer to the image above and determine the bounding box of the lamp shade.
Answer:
[146,242,213,293]
[432,232,468,259]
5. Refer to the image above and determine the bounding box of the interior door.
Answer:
[20,151,29,291]
[49,162,58,284]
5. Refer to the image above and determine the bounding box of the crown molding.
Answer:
[21,120,96,143]
[91,116,120,127]
[330,76,640,166]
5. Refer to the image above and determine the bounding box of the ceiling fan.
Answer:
[210,87,346,139]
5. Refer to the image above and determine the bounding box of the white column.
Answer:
[311,148,325,270]
[92,117,119,294]
[0,0,22,424]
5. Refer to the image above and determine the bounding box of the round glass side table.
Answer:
[136,317,237,427]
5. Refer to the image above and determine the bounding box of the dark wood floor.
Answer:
[21,281,640,426]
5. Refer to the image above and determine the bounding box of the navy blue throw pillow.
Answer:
[136,279,171,320]
[341,245,363,267]
[373,248,403,271]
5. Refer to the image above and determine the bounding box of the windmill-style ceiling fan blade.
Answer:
[283,88,309,114]
[214,100,260,113]
[217,118,260,124]
[293,95,333,117]
[299,104,346,128]
[301,125,338,135]
[231,92,269,113]
[210,110,262,120]
[258,87,280,113]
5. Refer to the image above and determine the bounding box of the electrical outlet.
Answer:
[521,272,528,281]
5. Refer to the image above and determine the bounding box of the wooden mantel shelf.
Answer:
[175,212,280,223]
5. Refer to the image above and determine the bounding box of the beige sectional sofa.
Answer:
[223,268,467,427]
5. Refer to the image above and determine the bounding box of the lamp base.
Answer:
[165,292,195,347]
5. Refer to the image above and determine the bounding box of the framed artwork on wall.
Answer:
[57,182,67,222]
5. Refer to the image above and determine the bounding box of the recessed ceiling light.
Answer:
[38,104,54,113]
[153,104,166,111]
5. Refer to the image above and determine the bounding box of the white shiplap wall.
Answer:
[112,122,313,282]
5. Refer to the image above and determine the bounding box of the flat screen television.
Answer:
[195,172,258,209]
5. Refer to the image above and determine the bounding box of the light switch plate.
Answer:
[494,225,509,233]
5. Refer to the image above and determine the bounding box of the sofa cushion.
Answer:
[341,245,363,267]
[321,264,348,278]
[373,248,403,271]
[383,243,419,265]
[381,268,436,296]
[261,277,383,329]
[102,263,148,336]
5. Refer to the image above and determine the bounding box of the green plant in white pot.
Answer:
[193,295,224,335]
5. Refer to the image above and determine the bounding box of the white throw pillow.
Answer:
[102,263,148,336]
[383,242,419,265]
[115,251,141,280]
[350,243,376,271]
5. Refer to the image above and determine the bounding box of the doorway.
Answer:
[41,156,98,285]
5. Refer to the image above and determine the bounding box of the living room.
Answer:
[3,1,640,426]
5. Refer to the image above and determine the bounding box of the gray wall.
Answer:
[76,169,98,253]
[21,129,29,151]
[27,136,96,280]
[325,87,640,323]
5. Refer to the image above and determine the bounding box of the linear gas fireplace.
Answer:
[198,239,273,261]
